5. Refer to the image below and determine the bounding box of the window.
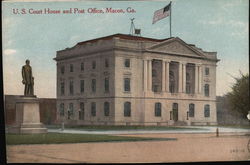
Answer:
[124,59,130,68]
[91,79,96,92]
[155,102,161,117]
[124,102,131,117]
[124,78,131,92]
[205,84,209,96]
[79,102,84,120]
[189,103,195,117]
[70,64,73,72]
[104,102,110,116]
[59,103,64,116]
[186,83,191,94]
[80,80,84,93]
[173,103,178,111]
[61,66,65,74]
[204,104,210,117]
[69,103,74,119]
[81,62,84,71]
[186,73,190,81]
[170,71,175,93]
[91,102,96,116]
[152,69,157,77]
[105,59,109,68]
[69,80,74,95]
[60,82,65,95]
[172,103,178,121]
[153,85,159,92]
[205,67,209,75]
[104,78,109,92]
[92,61,96,69]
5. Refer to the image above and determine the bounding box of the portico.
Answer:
[143,58,203,95]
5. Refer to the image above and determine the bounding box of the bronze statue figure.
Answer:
[22,59,34,96]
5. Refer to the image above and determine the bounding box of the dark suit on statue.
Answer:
[22,64,34,96]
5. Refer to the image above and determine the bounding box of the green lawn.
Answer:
[6,133,176,145]
[46,125,204,131]
[216,125,250,129]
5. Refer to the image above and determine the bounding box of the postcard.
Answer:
[2,0,249,163]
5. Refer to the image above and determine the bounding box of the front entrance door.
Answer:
[172,103,178,121]
[173,109,178,121]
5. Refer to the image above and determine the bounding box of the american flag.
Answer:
[152,2,171,24]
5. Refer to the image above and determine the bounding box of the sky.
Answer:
[2,0,249,98]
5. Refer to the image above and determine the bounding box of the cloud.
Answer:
[199,18,248,40]
[199,17,223,26]
[4,49,17,55]
[220,0,246,12]
[228,20,248,39]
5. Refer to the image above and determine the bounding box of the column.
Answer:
[165,61,170,92]
[162,60,166,92]
[143,60,148,92]
[195,65,199,93]
[178,62,183,93]
[182,62,186,93]
[148,60,152,91]
[198,64,203,93]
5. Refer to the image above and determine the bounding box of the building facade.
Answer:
[54,34,219,126]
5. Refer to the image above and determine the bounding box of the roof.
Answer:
[76,33,173,46]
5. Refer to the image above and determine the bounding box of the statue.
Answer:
[22,59,34,96]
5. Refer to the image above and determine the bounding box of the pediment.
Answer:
[147,38,205,57]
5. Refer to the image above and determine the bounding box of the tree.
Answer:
[226,72,249,118]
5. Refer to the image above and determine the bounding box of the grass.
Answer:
[215,125,250,129]
[6,133,176,145]
[46,125,204,131]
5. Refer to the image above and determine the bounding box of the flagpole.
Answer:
[170,1,172,37]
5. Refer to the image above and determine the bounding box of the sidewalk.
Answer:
[48,126,250,135]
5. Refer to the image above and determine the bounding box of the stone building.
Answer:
[54,34,219,126]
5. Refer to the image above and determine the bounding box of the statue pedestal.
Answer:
[8,96,47,134]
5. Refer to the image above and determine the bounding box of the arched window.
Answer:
[104,102,110,116]
[189,103,195,117]
[59,103,64,116]
[155,102,161,117]
[124,102,131,117]
[204,104,210,117]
